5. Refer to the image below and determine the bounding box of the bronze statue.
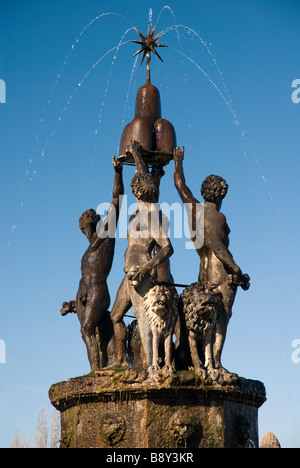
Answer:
[111,141,175,372]
[61,157,124,371]
[173,147,250,380]
[50,21,269,451]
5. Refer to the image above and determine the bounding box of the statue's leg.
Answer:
[151,329,159,370]
[188,331,205,377]
[111,277,132,367]
[97,310,114,368]
[130,280,154,369]
[163,334,174,372]
[213,310,228,370]
[174,304,192,370]
[135,311,153,368]
[80,283,110,371]
[213,283,238,381]
[214,283,236,368]
[203,327,221,382]
[204,328,214,370]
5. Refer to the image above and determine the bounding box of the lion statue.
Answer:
[181,282,223,378]
[144,284,179,376]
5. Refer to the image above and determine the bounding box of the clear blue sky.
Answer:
[1,0,300,448]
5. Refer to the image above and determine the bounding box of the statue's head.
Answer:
[131,172,159,202]
[144,284,178,318]
[168,410,199,448]
[144,284,179,334]
[201,175,228,204]
[79,209,100,236]
[181,282,223,335]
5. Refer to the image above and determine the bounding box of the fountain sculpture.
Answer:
[49,21,266,449]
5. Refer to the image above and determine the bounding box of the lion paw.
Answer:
[162,364,175,377]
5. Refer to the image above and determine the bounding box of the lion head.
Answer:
[181,282,223,336]
[144,284,179,335]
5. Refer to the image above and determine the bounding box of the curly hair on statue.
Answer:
[131,173,159,202]
[79,209,100,230]
[201,175,228,203]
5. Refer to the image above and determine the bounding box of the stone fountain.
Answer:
[49,21,267,449]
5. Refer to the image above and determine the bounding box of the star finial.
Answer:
[130,23,167,83]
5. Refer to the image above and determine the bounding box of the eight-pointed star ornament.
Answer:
[130,23,167,82]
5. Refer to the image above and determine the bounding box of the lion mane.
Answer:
[181,282,223,336]
[144,284,179,336]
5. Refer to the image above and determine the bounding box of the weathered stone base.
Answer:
[49,370,266,448]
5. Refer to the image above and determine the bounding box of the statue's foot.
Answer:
[162,364,175,378]
[147,365,161,383]
[215,365,239,384]
[207,368,221,384]
[193,366,207,380]
[149,364,160,374]
[104,360,129,370]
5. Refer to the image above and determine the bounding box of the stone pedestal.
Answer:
[49,370,266,448]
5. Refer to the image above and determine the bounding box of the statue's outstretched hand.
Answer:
[227,272,250,290]
[112,155,123,172]
[124,264,148,289]
[60,300,76,316]
[240,273,250,291]
[126,140,143,156]
[173,146,185,165]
